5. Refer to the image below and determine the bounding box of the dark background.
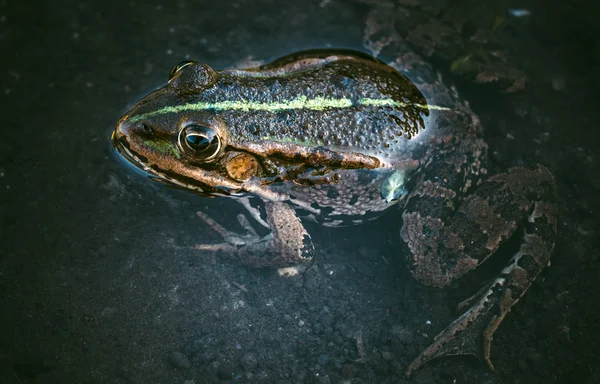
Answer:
[1,0,599,383]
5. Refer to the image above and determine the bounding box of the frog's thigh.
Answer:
[402,165,557,288]
[239,201,314,268]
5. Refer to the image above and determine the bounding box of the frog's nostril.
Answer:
[141,123,154,135]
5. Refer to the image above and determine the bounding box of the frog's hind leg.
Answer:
[403,165,557,376]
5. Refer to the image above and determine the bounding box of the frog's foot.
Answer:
[406,242,543,377]
[194,210,261,254]
[455,279,493,313]
[405,278,500,377]
[194,201,314,268]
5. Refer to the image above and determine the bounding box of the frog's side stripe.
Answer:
[128,96,451,123]
[144,138,181,159]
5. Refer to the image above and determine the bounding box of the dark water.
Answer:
[1,1,598,383]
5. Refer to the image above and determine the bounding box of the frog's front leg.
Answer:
[195,200,314,268]
[402,163,557,376]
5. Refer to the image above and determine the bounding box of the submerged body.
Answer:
[113,49,557,375]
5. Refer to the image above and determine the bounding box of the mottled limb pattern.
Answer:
[402,165,557,376]
[195,201,314,268]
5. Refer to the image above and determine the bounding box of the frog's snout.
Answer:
[113,114,143,150]
[113,115,129,143]
[112,116,145,168]
[112,115,135,155]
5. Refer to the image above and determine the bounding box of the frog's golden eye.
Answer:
[169,61,197,80]
[179,124,221,161]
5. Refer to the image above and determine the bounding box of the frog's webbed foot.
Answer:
[194,210,261,253]
[194,200,314,268]
[403,165,557,377]
[405,272,512,376]
[406,223,554,376]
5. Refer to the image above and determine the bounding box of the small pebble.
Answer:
[317,354,329,365]
[381,351,393,361]
[552,75,566,91]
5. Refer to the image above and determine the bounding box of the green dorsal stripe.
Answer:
[128,96,450,123]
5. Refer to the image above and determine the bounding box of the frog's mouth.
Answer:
[112,130,244,197]
[113,129,391,203]
[112,123,395,203]
[111,135,288,201]
[112,130,143,170]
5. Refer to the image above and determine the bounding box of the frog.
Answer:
[112,48,557,377]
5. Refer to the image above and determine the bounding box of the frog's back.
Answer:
[200,49,432,165]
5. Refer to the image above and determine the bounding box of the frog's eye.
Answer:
[179,124,221,161]
[169,61,197,81]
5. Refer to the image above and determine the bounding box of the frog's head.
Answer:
[113,60,381,197]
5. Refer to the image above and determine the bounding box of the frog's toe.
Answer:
[196,211,260,246]
[194,203,315,269]
[405,281,502,377]
[193,210,262,264]
[193,243,237,253]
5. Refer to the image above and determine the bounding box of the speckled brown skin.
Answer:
[402,165,557,376]
[113,49,557,377]
[235,202,314,268]
[361,0,528,92]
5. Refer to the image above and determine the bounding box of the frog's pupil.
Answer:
[187,134,210,151]
[180,124,221,160]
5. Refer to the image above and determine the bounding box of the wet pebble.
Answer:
[316,354,329,365]
[240,351,258,371]
[168,351,190,369]
[552,75,566,91]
